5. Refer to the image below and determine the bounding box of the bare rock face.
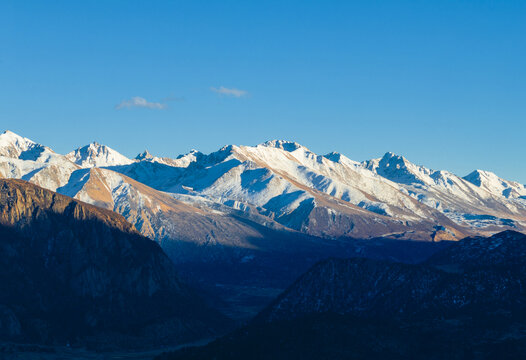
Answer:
[0,179,229,349]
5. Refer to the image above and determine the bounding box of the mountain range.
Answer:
[2,130,524,242]
[1,130,525,318]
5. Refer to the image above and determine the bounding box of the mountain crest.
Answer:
[0,130,55,162]
[66,142,133,168]
[136,150,153,160]
[464,169,526,198]
[0,130,37,158]
[464,169,499,187]
[362,152,428,185]
[260,140,304,152]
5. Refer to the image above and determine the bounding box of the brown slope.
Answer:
[70,168,292,256]
[0,179,230,349]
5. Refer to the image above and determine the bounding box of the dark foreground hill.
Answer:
[158,230,526,359]
[0,179,230,350]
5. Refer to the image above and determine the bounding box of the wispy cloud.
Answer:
[115,96,167,110]
[210,86,248,98]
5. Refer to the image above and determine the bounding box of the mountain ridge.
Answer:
[0,178,229,349]
[3,129,526,247]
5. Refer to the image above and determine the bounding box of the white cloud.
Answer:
[210,86,248,98]
[115,96,166,110]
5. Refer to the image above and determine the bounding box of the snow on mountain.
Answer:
[66,142,134,168]
[100,139,524,239]
[135,149,154,161]
[0,130,37,158]
[2,130,525,326]
[0,130,59,163]
[464,169,526,199]
[134,149,204,168]
[363,152,526,230]
[1,131,525,244]
[112,140,465,240]
[364,152,430,185]
[0,131,80,191]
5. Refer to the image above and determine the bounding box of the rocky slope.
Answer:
[158,230,526,359]
[0,179,229,349]
[258,231,526,322]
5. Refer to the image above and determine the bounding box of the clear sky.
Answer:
[1,1,525,182]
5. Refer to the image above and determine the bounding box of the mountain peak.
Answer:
[136,149,153,160]
[362,152,428,185]
[463,169,526,198]
[323,151,359,167]
[380,151,407,163]
[175,149,203,159]
[0,130,34,143]
[66,142,133,168]
[324,151,343,162]
[260,140,304,152]
[464,169,498,184]
[0,130,40,159]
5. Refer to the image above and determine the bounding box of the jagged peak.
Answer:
[86,141,106,150]
[71,141,119,154]
[136,150,153,160]
[324,151,343,162]
[323,151,359,166]
[361,152,431,185]
[66,141,133,168]
[260,140,305,152]
[380,151,409,164]
[176,148,203,159]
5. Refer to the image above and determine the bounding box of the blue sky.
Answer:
[1,1,525,182]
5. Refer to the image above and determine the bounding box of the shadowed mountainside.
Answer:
[158,230,526,359]
[0,179,230,350]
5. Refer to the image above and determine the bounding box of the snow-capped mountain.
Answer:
[66,142,134,168]
[113,139,526,240]
[1,130,525,245]
[134,148,205,168]
[0,130,59,163]
[363,152,526,229]
[2,129,526,320]
[464,169,526,199]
